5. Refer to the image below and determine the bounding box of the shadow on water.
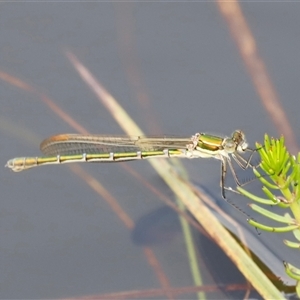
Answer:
[131,206,182,246]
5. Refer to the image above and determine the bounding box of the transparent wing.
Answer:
[40,134,192,156]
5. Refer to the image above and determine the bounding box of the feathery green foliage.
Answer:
[237,134,300,293]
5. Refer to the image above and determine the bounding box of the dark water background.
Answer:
[0,2,299,299]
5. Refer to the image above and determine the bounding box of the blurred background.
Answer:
[0,2,300,299]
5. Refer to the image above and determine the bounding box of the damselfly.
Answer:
[6,130,256,198]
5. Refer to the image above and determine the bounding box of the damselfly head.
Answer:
[232,130,248,152]
[222,130,248,153]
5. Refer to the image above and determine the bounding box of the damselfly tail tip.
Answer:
[5,158,25,172]
[5,159,12,169]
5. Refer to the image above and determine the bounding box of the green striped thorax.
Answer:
[192,130,248,157]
